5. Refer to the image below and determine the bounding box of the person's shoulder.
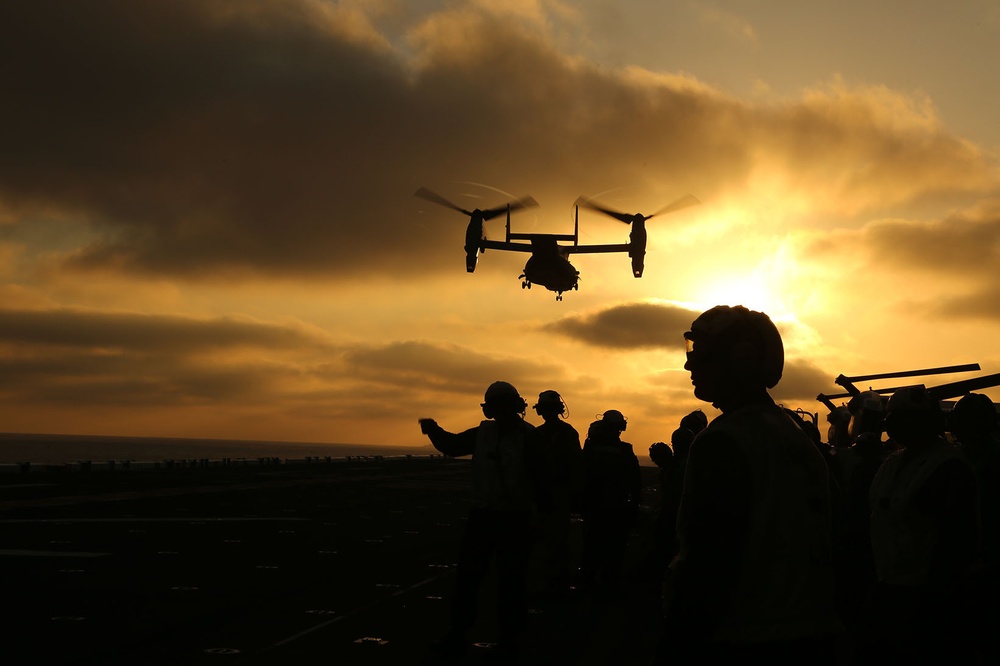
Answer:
[691,424,740,449]
[688,426,746,468]
[557,419,579,433]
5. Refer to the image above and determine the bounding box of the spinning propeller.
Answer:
[573,194,701,226]
[415,187,539,272]
[574,194,701,277]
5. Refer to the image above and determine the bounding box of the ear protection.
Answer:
[482,396,527,419]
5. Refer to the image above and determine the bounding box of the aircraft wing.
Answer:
[481,240,534,253]
[564,243,632,255]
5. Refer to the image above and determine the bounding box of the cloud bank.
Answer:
[1,1,995,283]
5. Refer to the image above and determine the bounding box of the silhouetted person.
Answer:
[640,428,694,596]
[580,411,641,598]
[829,397,887,615]
[419,381,546,660]
[657,305,840,665]
[862,386,979,664]
[949,392,999,664]
[679,409,708,438]
[531,389,582,597]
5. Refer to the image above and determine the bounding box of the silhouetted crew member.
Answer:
[641,428,694,592]
[532,389,582,595]
[419,381,545,660]
[580,410,641,597]
[679,409,708,438]
[950,392,1000,664]
[659,305,840,664]
[863,386,979,664]
[642,414,702,584]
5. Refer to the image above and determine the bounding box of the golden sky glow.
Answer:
[2,1,1000,456]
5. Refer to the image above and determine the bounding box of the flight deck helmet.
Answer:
[684,305,784,389]
[533,390,567,417]
[601,409,627,432]
[884,385,945,444]
[848,390,886,439]
[950,392,997,441]
[481,381,527,419]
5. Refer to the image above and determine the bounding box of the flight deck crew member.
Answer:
[658,305,840,665]
[580,409,641,597]
[419,381,546,661]
[532,390,582,596]
[863,386,979,664]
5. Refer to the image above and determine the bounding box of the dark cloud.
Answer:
[862,201,1000,275]
[0,308,332,352]
[343,340,565,396]
[0,307,331,407]
[926,286,1000,321]
[0,307,563,411]
[1,2,994,281]
[770,358,838,406]
[800,199,1000,321]
[543,302,698,349]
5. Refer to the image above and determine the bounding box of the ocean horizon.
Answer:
[0,431,434,465]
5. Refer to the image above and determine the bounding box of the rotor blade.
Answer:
[414,187,473,217]
[480,195,539,222]
[650,194,701,218]
[574,196,633,225]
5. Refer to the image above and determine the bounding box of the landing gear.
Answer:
[518,274,532,290]
[556,292,563,301]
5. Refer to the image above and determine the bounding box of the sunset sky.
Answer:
[3,1,1000,456]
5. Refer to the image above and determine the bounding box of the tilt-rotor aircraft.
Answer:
[414,187,700,300]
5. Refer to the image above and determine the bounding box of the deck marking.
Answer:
[268,575,442,648]
[0,549,109,558]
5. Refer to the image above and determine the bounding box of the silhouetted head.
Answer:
[827,406,852,448]
[679,409,708,435]
[684,305,783,408]
[585,419,609,448]
[884,386,945,446]
[601,409,627,433]
[481,381,528,422]
[648,441,673,468]
[533,390,566,419]
[950,392,997,442]
[848,391,886,439]
[785,409,822,447]
[670,427,696,458]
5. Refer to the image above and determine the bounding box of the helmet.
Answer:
[533,390,566,415]
[884,385,945,442]
[950,393,997,440]
[848,390,886,439]
[670,427,695,457]
[679,409,708,435]
[601,409,627,431]
[481,381,527,418]
[684,305,784,389]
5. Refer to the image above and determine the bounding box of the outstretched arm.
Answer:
[419,419,478,457]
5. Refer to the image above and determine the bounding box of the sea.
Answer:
[0,432,434,465]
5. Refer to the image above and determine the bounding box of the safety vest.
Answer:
[869,442,966,585]
[471,419,535,511]
[703,402,840,643]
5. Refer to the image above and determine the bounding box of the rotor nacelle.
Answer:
[464,210,485,273]
[574,194,700,280]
